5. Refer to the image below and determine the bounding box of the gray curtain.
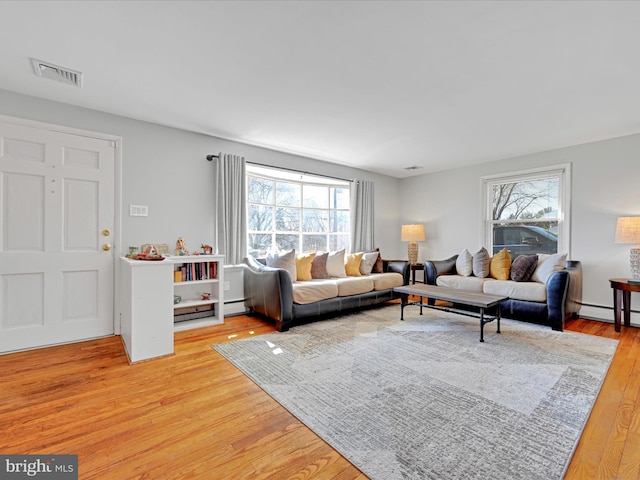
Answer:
[351,179,375,251]
[214,153,247,265]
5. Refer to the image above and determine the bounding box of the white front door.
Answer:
[0,120,116,353]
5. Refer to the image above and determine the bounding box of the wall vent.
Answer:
[30,58,83,87]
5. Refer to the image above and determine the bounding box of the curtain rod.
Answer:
[206,155,355,183]
[247,161,354,183]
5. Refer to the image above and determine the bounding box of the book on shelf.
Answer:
[174,260,218,282]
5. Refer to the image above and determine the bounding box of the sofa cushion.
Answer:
[436,275,486,292]
[510,254,538,282]
[473,247,491,278]
[532,252,568,284]
[335,276,375,296]
[296,252,316,281]
[345,252,363,276]
[490,248,511,280]
[311,252,330,279]
[360,251,379,275]
[292,279,339,304]
[483,279,547,302]
[370,248,383,273]
[266,249,297,282]
[326,249,347,277]
[456,249,473,276]
[372,272,404,291]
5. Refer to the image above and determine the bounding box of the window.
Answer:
[482,164,571,258]
[247,165,350,257]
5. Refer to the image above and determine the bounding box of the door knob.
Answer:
[102,244,112,251]
[102,229,111,237]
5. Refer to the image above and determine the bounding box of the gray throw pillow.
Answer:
[510,254,538,282]
[473,247,490,278]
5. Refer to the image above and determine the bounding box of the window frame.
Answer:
[246,164,351,256]
[480,163,571,257]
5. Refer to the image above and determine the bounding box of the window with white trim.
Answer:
[482,164,571,258]
[247,165,350,257]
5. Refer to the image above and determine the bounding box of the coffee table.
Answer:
[393,284,508,342]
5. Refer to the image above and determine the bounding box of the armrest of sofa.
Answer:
[425,255,458,285]
[383,259,411,285]
[242,256,294,331]
[546,269,569,331]
[564,260,583,318]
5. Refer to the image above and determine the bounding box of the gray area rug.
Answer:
[213,305,618,480]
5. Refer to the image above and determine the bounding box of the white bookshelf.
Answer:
[171,254,224,331]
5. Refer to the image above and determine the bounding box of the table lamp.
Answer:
[615,216,640,280]
[401,224,425,264]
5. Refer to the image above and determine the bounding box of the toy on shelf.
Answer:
[175,237,189,256]
[201,244,213,254]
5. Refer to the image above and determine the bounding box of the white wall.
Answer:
[4,88,637,325]
[400,134,640,323]
[0,89,403,261]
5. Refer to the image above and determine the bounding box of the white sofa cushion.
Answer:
[335,276,375,296]
[326,249,347,277]
[372,272,404,291]
[292,280,338,304]
[456,249,473,276]
[531,253,567,283]
[436,275,486,292]
[482,279,547,302]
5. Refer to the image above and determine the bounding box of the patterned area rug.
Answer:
[213,305,618,480]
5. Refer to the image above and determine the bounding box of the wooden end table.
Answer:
[410,263,425,284]
[610,278,640,332]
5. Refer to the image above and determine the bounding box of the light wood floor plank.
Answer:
[0,312,637,479]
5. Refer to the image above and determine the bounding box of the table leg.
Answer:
[479,307,485,343]
[624,290,632,328]
[400,294,407,321]
[613,288,622,332]
[419,296,423,315]
[496,306,501,334]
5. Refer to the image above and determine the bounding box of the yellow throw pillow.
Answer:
[345,252,364,276]
[490,248,511,280]
[296,252,316,281]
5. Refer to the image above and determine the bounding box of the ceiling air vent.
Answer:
[30,58,83,87]
[404,165,423,171]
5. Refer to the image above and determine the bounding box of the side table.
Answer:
[609,278,640,332]
[410,263,425,284]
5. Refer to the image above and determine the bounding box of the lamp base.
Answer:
[631,247,640,280]
[408,242,418,264]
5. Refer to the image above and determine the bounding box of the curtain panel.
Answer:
[214,153,247,265]
[351,179,375,252]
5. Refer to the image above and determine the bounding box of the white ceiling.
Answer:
[1,1,640,178]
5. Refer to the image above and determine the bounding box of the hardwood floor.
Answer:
[0,312,638,479]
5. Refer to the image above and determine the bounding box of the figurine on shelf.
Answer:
[175,237,189,256]
[201,244,213,255]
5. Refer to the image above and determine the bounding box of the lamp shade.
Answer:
[401,224,425,242]
[615,217,640,245]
